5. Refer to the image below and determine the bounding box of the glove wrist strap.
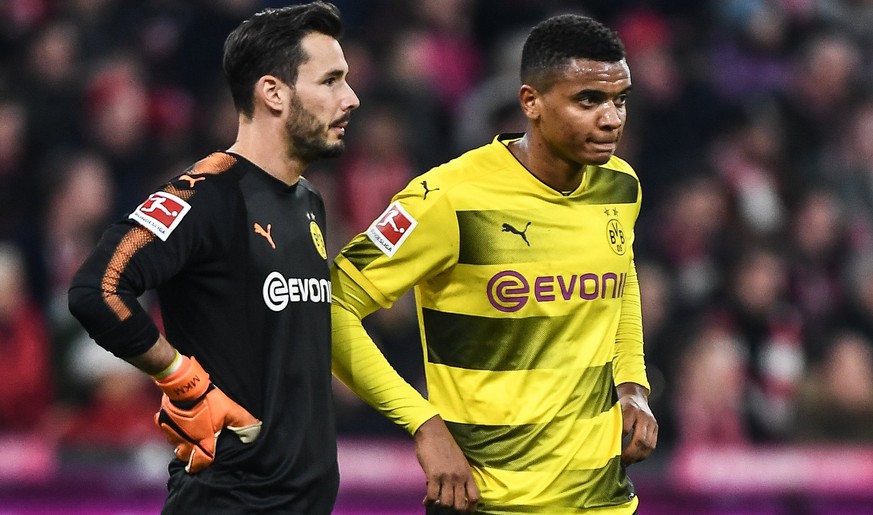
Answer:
[152,350,182,380]
[154,355,211,402]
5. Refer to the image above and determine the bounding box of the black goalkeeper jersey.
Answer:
[69,152,338,514]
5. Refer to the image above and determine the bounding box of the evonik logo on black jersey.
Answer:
[486,270,627,312]
[263,271,331,312]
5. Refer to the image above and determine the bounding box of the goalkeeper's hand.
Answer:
[153,355,262,473]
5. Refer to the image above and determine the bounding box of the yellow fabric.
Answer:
[613,261,649,389]
[330,266,438,435]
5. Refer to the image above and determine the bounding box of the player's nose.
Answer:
[342,82,360,112]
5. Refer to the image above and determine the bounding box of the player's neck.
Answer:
[509,134,584,192]
[228,119,304,186]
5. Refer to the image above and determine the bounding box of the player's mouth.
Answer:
[330,117,351,137]
[588,139,617,152]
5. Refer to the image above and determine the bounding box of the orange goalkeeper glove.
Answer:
[153,355,262,473]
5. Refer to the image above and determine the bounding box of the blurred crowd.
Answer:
[2,0,873,461]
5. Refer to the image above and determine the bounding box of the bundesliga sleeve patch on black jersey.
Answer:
[129,191,192,241]
[366,201,417,257]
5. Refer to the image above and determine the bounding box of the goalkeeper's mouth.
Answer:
[330,117,351,137]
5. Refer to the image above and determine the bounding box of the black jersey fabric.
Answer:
[69,152,338,514]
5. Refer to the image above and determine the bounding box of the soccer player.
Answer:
[68,3,359,513]
[331,14,657,514]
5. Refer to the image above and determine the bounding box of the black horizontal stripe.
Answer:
[340,233,384,271]
[457,210,545,265]
[584,167,638,205]
[444,378,615,471]
[424,308,565,370]
[456,169,637,266]
[425,308,614,372]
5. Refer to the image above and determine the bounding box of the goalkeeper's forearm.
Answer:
[125,334,181,377]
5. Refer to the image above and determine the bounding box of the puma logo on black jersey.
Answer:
[254,223,276,249]
[502,222,531,246]
[421,181,440,200]
[180,174,205,188]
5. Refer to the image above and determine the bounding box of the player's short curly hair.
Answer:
[520,14,625,91]
[223,1,343,117]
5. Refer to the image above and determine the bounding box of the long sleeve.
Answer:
[67,221,164,359]
[331,265,438,435]
[613,259,650,390]
[68,173,232,359]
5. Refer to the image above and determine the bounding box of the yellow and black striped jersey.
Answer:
[334,134,648,514]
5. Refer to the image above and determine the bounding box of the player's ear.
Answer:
[256,75,288,114]
[518,84,540,121]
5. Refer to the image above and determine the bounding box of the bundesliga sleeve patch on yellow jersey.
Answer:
[366,201,418,257]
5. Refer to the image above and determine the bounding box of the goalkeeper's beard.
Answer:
[285,95,346,163]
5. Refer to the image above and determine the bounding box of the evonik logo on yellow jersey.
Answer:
[487,270,627,312]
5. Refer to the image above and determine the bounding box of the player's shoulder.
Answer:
[407,135,517,196]
[131,152,239,225]
[442,134,516,176]
[297,176,324,200]
[162,152,243,199]
[600,154,640,181]
[164,151,235,182]
[127,153,241,240]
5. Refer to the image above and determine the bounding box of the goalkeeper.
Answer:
[68,3,360,513]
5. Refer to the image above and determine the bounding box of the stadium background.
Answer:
[1,0,873,513]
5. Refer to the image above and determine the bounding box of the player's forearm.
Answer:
[331,301,438,434]
[126,335,180,376]
[68,278,160,360]
[68,224,162,359]
[616,381,649,399]
[613,260,649,389]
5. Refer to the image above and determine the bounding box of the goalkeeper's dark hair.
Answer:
[223,1,343,116]
[521,14,625,91]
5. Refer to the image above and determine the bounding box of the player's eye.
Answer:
[579,95,599,107]
[577,91,606,107]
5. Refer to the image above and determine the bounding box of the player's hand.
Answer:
[153,356,262,473]
[617,382,658,465]
[414,415,480,513]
